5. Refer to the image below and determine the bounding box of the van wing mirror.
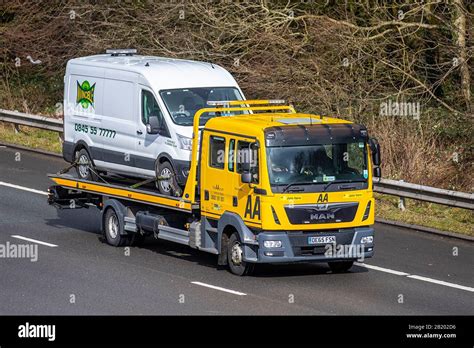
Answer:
[146,115,160,135]
[369,138,381,166]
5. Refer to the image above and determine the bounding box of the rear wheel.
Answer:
[328,261,354,273]
[156,161,179,196]
[227,232,254,276]
[75,148,97,181]
[103,207,129,247]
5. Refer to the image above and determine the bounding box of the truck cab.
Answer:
[192,102,381,275]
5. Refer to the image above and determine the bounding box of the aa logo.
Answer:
[76,80,96,108]
[317,193,328,203]
[244,195,261,220]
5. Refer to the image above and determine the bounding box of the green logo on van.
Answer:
[76,80,96,108]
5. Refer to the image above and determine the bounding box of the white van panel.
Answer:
[65,71,104,160]
[98,70,139,174]
[103,79,134,120]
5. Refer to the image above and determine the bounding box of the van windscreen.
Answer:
[160,87,243,126]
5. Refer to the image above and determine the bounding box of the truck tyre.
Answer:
[156,161,178,196]
[75,148,97,181]
[328,261,354,273]
[227,232,254,276]
[103,207,130,247]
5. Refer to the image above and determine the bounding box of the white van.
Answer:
[63,49,245,195]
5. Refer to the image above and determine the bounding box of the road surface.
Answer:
[0,146,472,315]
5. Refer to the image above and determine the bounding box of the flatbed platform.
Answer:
[48,174,196,212]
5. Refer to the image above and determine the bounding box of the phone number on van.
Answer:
[74,123,116,138]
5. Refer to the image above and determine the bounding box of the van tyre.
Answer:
[328,261,354,273]
[75,148,97,181]
[227,232,254,276]
[104,207,130,247]
[156,161,178,196]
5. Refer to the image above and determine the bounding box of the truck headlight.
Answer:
[361,236,373,244]
[264,240,282,248]
[177,134,192,151]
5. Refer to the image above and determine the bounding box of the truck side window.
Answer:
[228,139,235,172]
[209,136,225,169]
[237,141,259,183]
[142,90,163,126]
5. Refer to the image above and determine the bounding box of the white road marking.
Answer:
[11,235,58,247]
[356,262,473,293]
[407,275,474,293]
[191,281,247,296]
[0,181,48,196]
[355,262,409,276]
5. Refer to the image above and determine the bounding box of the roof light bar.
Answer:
[207,99,286,106]
[106,49,137,56]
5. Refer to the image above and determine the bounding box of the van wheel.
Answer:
[156,161,178,196]
[75,148,97,181]
[227,232,254,276]
[328,261,354,273]
[103,207,130,247]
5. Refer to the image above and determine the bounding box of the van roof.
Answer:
[67,54,240,91]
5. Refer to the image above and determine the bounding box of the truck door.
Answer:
[201,133,262,228]
[234,139,262,228]
[201,134,228,217]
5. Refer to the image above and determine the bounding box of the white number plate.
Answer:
[308,236,336,244]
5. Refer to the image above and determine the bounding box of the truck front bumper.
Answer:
[244,227,374,263]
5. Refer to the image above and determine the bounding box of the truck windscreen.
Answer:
[266,142,368,193]
[160,87,243,126]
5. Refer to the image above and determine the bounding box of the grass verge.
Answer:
[375,193,473,237]
[0,122,61,153]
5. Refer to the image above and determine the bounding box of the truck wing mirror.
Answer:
[373,166,382,178]
[241,162,250,172]
[369,138,381,166]
[146,115,160,135]
[241,172,252,184]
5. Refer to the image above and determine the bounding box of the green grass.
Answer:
[0,123,61,153]
[0,122,472,236]
[375,193,474,237]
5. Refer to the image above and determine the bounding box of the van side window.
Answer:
[142,90,163,126]
[237,141,259,183]
[228,139,235,172]
[209,136,225,169]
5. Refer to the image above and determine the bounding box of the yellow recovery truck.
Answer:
[48,100,381,275]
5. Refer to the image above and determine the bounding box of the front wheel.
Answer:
[227,232,254,276]
[328,261,354,273]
